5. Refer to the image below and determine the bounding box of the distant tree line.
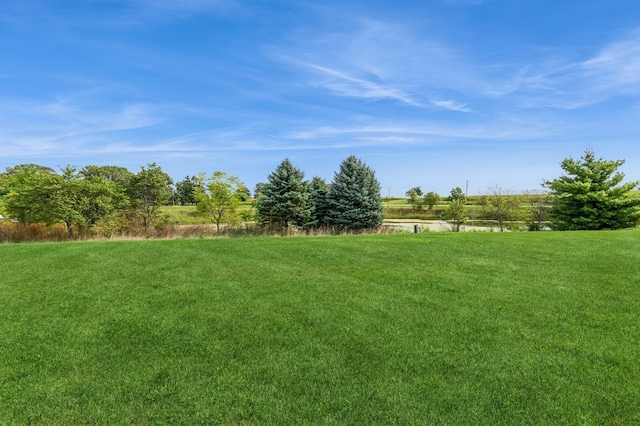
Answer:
[0,155,384,237]
[1,149,638,239]
[0,163,174,236]
[403,149,640,232]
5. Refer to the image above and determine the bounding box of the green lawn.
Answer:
[1,232,639,424]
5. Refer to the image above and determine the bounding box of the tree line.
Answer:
[402,149,640,231]
[0,155,384,237]
[0,149,638,239]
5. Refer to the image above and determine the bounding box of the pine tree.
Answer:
[255,158,311,229]
[308,176,330,227]
[326,155,383,231]
[543,149,640,230]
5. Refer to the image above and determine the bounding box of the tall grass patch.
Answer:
[1,231,639,424]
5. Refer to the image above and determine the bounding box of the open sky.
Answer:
[2,0,640,196]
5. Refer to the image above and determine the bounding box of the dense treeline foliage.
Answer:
[0,155,385,240]
[1,149,638,241]
[0,163,172,237]
[255,155,384,232]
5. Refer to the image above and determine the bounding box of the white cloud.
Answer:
[282,118,553,143]
[581,29,640,92]
[0,91,164,160]
[430,99,472,112]
[301,63,422,106]
[273,18,476,109]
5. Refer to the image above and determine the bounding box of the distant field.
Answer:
[1,231,639,424]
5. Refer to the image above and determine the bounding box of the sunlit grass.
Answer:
[1,231,639,424]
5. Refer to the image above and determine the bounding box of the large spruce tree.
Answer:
[326,155,383,231]
[543,149,640,230]
[255,158,311,229]
[308,176,330,228]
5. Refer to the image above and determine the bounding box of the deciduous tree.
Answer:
[480,185,518,232]
[128,163,173,229]
[4,165,129,235]
[194,171,248,232]
[446,187,467,232]
[423,191,440,211]
[524,190,551,231]
[3,165,61,225]
[405,187,424,210]
[79,165,133,187]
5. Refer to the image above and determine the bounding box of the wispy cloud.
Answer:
[300,63,422,106]
[581,29,640,93]
[430,99,472,112]
[272,18,475,111]
[482,28,640,109]
[281,117,553,143]
[0,91,163,159]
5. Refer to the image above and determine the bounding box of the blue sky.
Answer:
[1,0,640,196]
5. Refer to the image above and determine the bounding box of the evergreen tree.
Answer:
[255,158,311,229]
[326,155,383,231]
[175,175,201,205]
[309,176,330,227]
[543,149,640,230]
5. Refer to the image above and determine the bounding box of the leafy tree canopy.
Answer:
[194,171,248,232]
[446,187,467,232]
[128,163,173,229]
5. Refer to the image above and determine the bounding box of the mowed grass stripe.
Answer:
[1,232,639,424]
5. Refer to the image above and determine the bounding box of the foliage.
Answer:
[175,175,201,206]
[255,158,312,230]
[405,187,424,210]
[446,187,468,231]
[308,176,331,227]
[1,164,53,197]
[326,155,384,231]
[79,165,134,187]
[2,232,639,424]
[423,191,440,210]
[543,149,640,230]
[3,165,58,224]
[2,165,130,236]
[128,163,173,229]
[406,186,423,197]
[194,171,248,232]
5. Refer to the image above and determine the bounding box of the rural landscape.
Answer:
[2,0,640,424]
[1,150,639,424]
